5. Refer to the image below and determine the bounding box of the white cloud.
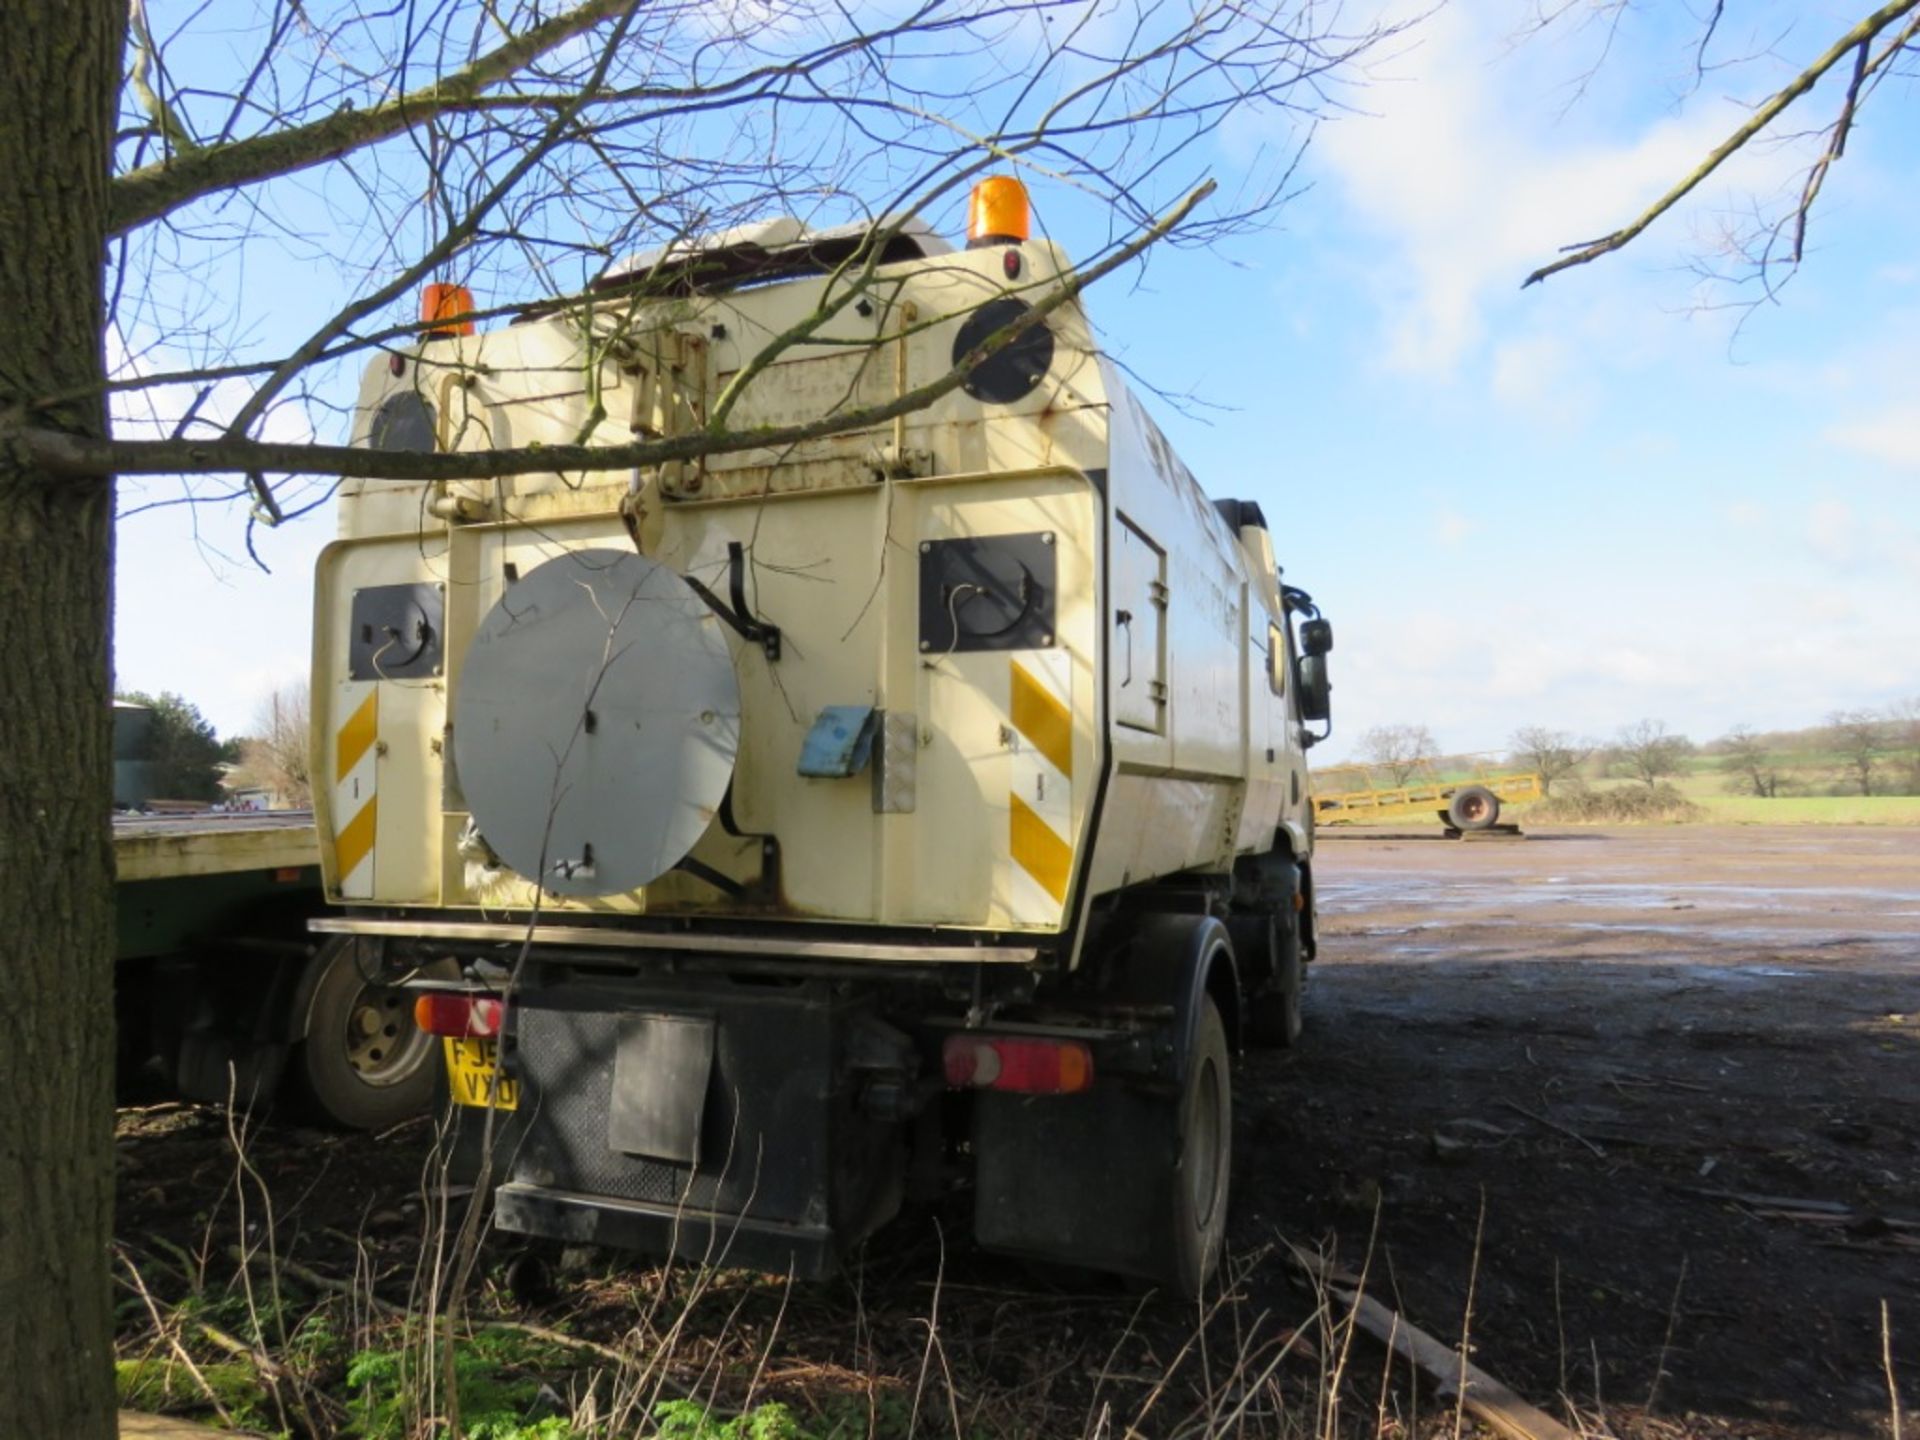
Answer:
[1320,524,1920,758]
[1312,4,1806,375]
[1806,499,1854,565]
[1827,404,1920,471]
[1489,334,1565,408]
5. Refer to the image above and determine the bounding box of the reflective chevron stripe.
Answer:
[333,687,378,897]
[1008,653,1073,921]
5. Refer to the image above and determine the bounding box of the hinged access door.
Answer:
[1112,515,1167,733]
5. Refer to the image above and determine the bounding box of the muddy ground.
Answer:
[115,825,1919,1438]
[1240,824,1920,1438]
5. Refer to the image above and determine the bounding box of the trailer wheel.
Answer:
[288,938,439,1130]
[1163,998,1232,1298]
[1447,785,1500,831]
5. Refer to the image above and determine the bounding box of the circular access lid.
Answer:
[951,296,1054,404]
[453,549,740,898]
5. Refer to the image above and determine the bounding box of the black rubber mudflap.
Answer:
[971,1083,1177,1282]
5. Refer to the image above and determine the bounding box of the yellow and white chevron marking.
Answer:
[1007,652,1074,923]
[333,686,379,899]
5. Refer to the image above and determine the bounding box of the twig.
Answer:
[1287,1243,1578,1440]
[1452,1192,1486,1440]
[195,1319,330,1435]
[1499,1100,1607,1159]
[232,1247,401,1315]
[117,1250,238,1429]
[24,180,1219,483]
[1789,39,1869,263]
[193,1322,282,1376]
[1523,0,1920,287]
[1885,1300,1905,1440]
[1681,1187,1861,1216]
[1644,1254,1687,1416]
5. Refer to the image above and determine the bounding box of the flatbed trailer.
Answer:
[115,811,438,1127]
[1310,765,1542,830]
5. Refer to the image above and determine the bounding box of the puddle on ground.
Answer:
[1557,920,1906,947]
[1317,875,1920,917]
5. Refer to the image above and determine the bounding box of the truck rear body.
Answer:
[314,189,1329,1288]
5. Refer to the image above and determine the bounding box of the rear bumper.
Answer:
[495,1182,839,1279]
[311,914,1041,966]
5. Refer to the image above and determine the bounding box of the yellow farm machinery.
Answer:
[1311,761,1542,831]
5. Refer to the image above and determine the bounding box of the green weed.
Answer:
[116,1355,271,1428]
[654,1398,898,1440]
[346,1330,572,1439]
[652,1393,960,1440]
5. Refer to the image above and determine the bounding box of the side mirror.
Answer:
[1298,653,1332,725]
[1300,618,1333,657]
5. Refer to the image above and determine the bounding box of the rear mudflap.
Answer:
[491,973,915,1277]
[971,1083,1178,1282]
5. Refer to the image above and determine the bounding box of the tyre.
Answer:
[505,1248,559,1308]
[1241,866,1305,1049]
[1246,926,1303,1049]
[287,937,441,1130]
[1447,785,1501,831]
[1164,998,1233,1298]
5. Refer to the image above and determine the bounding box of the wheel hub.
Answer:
[343,987,424,1082]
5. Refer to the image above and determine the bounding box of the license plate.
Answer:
[443,1037,519,1110]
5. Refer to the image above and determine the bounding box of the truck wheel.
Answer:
[1164,998,1232,1298]
[1447,785,1500,831]
[288,938,439,1130]
[1246,926,1303,1049]
[1241,865,1305,1049]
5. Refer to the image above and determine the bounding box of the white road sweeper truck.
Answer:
[309,177,1336,1295]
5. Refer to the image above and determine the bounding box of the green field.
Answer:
[1319,736,1920,826]
[1683,793,1920,824]
[1497,788,1920,825]
[1662,753,1920,822]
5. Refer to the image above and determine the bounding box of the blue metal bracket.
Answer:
[798,705,879,778]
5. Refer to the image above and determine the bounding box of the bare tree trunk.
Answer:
[0,4,124,1437]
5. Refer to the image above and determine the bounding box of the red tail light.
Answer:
[413,993,505,1038]
[943,1034,1093,1094]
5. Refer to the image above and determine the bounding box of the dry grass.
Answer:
[114,1101,1535,1440]
[116,1094,1919,1439]
[1524,784,1705,825]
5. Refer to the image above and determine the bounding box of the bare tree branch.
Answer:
[25,180,1217,482]
[1524,0,1920,288]
[108,0,634,235]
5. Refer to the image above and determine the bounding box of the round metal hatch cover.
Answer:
[453,549,740,898]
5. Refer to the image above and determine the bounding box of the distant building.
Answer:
[112,701,155,810]
[217,763,288,812]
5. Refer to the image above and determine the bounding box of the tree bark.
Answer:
[0,3,124,1438]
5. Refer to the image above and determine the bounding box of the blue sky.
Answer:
[113,0,1920,759]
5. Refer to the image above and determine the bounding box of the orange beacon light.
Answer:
[967,176,1030,248]
[421,282,476,338]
